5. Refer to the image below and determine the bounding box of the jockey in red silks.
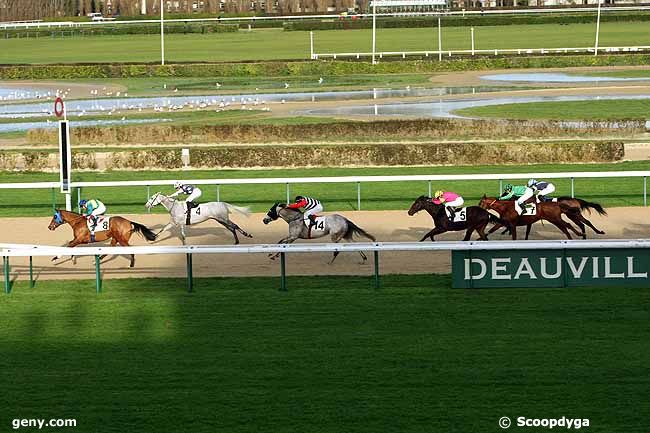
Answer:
[287,195,323,227]
[432,190,464,221]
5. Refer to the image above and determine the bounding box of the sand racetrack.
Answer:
[1,207,648,283]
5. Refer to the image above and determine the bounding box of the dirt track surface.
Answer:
[2,207,648,282]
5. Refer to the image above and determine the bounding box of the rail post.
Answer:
[286,183,290,204]
[29,256,34,288]
[186,253,193,293]
[94,255,101,293]
[428,180,432,197]
[499,179,503,194]
[216,184,220,202]
[644,176,647,207]
[146,185,151,213]
[3,256,9,294]
[77,187,82,213]
[357,182,361,211]
[374,250,380,289]
[51,187,56,212]
[279,252,287,291]
[571,177,575,198]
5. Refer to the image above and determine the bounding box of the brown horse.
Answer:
[48,209,157,267]
[408,196,508,241]
[479,196,582,240]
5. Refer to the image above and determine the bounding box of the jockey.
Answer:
[79,198,106,232]
[499,183,534,215]
[287,195,323,227]
[528,178,556,202]
[170,181,202,213]
[432,190,464,221]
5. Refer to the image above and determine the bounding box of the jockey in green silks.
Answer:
[498,184,534,215]
[79,199,106,233]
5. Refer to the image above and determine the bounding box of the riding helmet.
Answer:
[78,199,87,207]
[295,195,304,201]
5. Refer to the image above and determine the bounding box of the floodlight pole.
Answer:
[437,16,442,61]
[160,0,165,65]
[372,1,377,65]
[594,0,602,56]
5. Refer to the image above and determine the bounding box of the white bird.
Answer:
[173,88,178,93]
[281,99,286,104]
[406,85,411,91]
[216,82,221,88]
[284,83,290,89]
[318,77,324,85]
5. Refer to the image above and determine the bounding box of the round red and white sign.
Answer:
[54,97,65,117]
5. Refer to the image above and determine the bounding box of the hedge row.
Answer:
[3,54,650,79]
[1,23,239,39]
[0,141,625,171]
[27,119,643,146]
[283,12,650,31]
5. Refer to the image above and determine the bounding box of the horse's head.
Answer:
[48,210,65,231]
[479,195,496,210]
[145,192,164,210]
[263,202,281,225]
[407,195,431,216]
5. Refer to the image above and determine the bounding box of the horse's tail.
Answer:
[344,220,376,242]
[224,203,251,217]
[558,196,607,216]
[131,222,157,242]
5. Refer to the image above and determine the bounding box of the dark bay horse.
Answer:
[407,196,507,241]
[479,196,582,240]
[48,209,157,267]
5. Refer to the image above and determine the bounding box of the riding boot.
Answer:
[185,202,194,225]
[447,207,456,221]
[515,201,523,215]
[308,214,316,227]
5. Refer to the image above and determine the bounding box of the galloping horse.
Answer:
[48,209,157,267]
[263,203,375,264]
[145,192,252,245]
[479,196,582,240]
[407,196,507,241]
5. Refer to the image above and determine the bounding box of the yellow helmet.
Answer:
[434,190,444,199]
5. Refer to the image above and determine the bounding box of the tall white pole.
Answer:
[437,16,442,62]
[310,31,314,59]
[372,1,377,65]
[160,0,165,65]
[594,0,602,56]
[471,26,475,56]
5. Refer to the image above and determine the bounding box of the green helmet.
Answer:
[504,183,513,191]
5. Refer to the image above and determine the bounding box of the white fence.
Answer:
[0,170,648,211]
[3,239,649,293]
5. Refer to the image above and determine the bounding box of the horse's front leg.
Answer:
[269,237,296,260]
[421,226,446,242]
[156,222,174,237]
[52,238,82,262]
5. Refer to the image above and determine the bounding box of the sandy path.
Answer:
[1,208,648,282]
[0,80,126,102]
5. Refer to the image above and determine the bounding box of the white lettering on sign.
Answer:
[592,256,599,278]
[567,257,589,278]
[491,258,511,280]
[464,258,487,280]
[540,257,561,279]
[627,256,648,278]
[604,257,625,278]
[513,258,537,280]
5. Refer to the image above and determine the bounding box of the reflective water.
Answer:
[481,72,650,83]
[0,118,171,133]
[300,94,650,120]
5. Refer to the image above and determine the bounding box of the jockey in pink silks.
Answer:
[432,190,465,221]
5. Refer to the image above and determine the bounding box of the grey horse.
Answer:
[145,192,253,244]
[262,202,376,264]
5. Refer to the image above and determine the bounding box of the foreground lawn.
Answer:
[0,275,648,432]
[454,99,650,121]
[0,21,646,64]
[1,161,649,217]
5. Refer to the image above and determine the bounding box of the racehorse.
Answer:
[479,196,582,240]
[262,203,376,264]
[493,196,606,239]
[407,195,507,241]
[145,192,252,245]
[48,209,157,267]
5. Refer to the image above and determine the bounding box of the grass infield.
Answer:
[1,161,649,217]
[1,275,649,432]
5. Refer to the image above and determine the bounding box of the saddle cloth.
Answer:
[87,215,110,232]
[306,216,327,238]
[445,207,467,223]
[521,203,537,216]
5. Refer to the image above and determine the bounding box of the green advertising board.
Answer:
[452,248,650,288]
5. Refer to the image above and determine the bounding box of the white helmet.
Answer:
[527,179,537,187]
[173,181,182,189]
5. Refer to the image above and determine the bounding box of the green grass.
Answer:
[1,161,648,217]
[454,99,650,120]
[579,69,650,78]
[0,21,647,64]
[1,275,649,432]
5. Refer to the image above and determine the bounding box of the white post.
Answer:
[310,31,314,59]
[437,16,442,62]
[594,0,602,56]
[65,193,72,211]
[372,1,377,65]
[160,0,165,65]
[471,27,475,56]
